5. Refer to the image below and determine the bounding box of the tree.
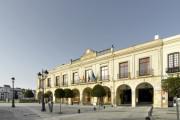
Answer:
[44,93,50,98]
[44,91,52,102]
[162,77,180,97]
[64,88,73,104]
[46,91,53,97]
[24,90,34,98]
[64,89,73,98]
[92,84,106,109]
[54,88,65,113]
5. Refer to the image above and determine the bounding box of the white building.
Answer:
[0,85,11,101]
[36,34,180,108]
[0,85,24,101]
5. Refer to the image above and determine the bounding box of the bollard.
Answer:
[145,106,153,120]
[48,103,51,112]
[51,102,53,112]
[93,107,96,111]
[78,109,80,113]
[104,106,105,109]
[145,116,150,120]
[176,99,179,120]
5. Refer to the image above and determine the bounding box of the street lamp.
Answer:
[11,77,15,108]
[38,69,48,112]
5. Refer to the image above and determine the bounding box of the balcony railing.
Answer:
[137,69,154,77]
[117,72,130,79]
[71,80,80,85]
[99,75,110,81]
[166,67,180,73]
[47,84,51,88]
[61,82,68,87]
[79,79,97,84]
[54,81,60,87]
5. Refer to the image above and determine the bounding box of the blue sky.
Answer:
[0,0,180,89]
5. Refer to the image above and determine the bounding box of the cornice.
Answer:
[163,37,180,46]
[114,40,162,57]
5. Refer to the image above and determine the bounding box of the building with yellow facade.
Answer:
[36,34,180,108]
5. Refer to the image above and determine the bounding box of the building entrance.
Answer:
[116,84,132,105]
[121,89,131,104]
[136,83,153,105]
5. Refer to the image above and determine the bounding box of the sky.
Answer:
[0,0,180,89]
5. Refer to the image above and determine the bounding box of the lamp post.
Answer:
[11,77,15,108]
[38,69,48,112]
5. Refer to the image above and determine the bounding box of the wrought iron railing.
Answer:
[71,80,80,85]
[99,75,110,81]
[137,69,154,77]
[166,67,180,73]
[117,72,130,79]
[79,79,97,84]
[61,82,68,87]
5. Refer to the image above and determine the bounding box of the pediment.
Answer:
[81,49,96,60]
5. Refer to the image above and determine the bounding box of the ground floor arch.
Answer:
[72,89,80,104]
[116,84,132,106]
[136,82,154,105]
[103,86,111,104]
[82,87,92,105]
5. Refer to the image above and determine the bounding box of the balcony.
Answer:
[166,67,180,73]
[61,82,68,87]
[137,69,154,77]
[98,75,110,81]
[54,82,60,87]
[79,79,97,84]
[71,80,80,85]
[47,84,51,88]
[117,72,130,79]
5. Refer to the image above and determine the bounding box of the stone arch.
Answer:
[116,84,132,106]
[72,88,80,104]
[135,82,154,105]
[103,86,111,104]
[82,87,92,105]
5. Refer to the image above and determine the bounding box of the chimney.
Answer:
[154,35,159,40]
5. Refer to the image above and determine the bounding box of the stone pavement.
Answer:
[153,107,177,120]
[0,103,151,120]
[0,109,16,120]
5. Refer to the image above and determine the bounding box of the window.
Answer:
[85,69,92,82]
[73,72,79,84]
[119,62,128,78]
[100,66,109,80]
[47,78,51,87]
[139,57,150,76]
[55,76,60,86]
[63,74,68,86]
[168,52,179,68]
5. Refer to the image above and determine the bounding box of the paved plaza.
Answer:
[0,103,178,120]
